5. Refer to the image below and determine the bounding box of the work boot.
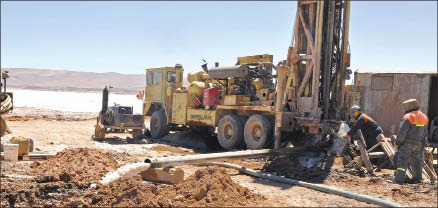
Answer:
[394,169,406,185]
[406,178,422,184]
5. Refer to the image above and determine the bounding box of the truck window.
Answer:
[146,71,153,85]
[167,71,176,82]
[178,72,182,83]
[153,71,162,85]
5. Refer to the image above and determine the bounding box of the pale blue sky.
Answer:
[1,1,437,75]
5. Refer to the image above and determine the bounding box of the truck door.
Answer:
[146,70,163,101]
[143,70,164,116]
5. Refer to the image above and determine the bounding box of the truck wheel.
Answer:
[244,114,272,149]
[218,115,244,150]
[132,129,143,140]
[150,110,169,139]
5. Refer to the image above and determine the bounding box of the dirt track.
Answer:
[1,108,437,207]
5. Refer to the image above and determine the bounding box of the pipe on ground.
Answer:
[202,162,402,208]
[145,149,276,168]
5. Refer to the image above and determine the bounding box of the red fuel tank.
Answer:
[203,87,218,107]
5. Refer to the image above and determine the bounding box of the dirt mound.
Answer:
[61,167,264,207]
[159,167,264,207]
[31,148,120,184]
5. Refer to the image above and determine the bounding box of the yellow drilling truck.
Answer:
[143,0,352,151]
[143,55,278,150]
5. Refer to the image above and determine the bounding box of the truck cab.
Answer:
[143,64,184,137]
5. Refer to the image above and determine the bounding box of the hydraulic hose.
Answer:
[202,162,402,208]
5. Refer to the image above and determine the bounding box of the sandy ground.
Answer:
[1,107,437,207]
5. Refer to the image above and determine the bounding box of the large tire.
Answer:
[244,114,272,149]
[150,110,169,139]
[217,115,244,150]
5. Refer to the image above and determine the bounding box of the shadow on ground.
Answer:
[92,130,223,153]
[256,150,336,189]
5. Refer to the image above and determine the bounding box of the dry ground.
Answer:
[1,107,437,207]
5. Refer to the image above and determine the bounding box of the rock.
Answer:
[30,161,41,168]
[59,172,71,182]
[206,192,214,203]
[174,194,184,201]
[35,175,56,183]
[194,187,207,201]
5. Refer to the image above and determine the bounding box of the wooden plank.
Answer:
[140,167,184,184]
[424,162,437,182]
[368,152,385,159]
[22,153,54,161]
[300,0,318,5]
[377,134,395,165]
[367,143,381,153]
[297,61,314,97]
[298,55,313,60]
[357,130,373,173]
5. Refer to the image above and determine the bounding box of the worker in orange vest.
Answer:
[394,99,429,184]
[346,106,384,152]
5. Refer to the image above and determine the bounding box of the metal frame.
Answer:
[275,0,351,148]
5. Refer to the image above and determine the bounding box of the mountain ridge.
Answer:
[2,68,146,94]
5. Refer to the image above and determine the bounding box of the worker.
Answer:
[394,99,429,185]
[345,106,383,151]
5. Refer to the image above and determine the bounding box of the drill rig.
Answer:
[142,0,351,151]
[273,0,351,148]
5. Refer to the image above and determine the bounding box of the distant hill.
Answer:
[1,68,146,94]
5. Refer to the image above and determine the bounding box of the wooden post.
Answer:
[357,130,373,173]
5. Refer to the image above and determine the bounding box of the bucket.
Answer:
[3,144,19,161]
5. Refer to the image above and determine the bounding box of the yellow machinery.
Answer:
[143,55,277,150]
[143,0,352,151]
[1,71,13,136]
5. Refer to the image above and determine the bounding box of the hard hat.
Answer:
[402,99,419,112]
[350,105,361,118]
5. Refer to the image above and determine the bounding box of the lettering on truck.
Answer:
[190,114,212,120]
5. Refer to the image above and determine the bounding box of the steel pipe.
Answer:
[144,149,277,168]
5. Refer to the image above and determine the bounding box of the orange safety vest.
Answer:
[403,110,429,126]
[362,113,373,124]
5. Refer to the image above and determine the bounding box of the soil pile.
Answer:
[2,148,120,207]
[159,167,264,207]
[2,152,264,207]
[31,148,120,184]
[68,167,264,207]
